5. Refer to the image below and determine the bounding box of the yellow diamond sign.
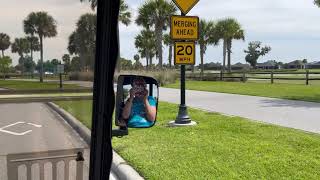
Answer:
[172,0,200,15]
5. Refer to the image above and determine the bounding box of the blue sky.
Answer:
[1,0,320,65]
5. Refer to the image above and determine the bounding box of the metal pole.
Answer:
[306,70,309,85]
[175,11,191,124]
[59,73,63,89]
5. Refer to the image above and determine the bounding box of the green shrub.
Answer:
[69,71,94,81]
[114,70,177,86]
[68,70,178,86]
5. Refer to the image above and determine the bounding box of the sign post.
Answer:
[170,0,199,126]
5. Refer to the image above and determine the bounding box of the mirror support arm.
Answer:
[112,128,129,138]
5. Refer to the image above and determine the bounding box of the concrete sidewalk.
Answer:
[160,87,320,134]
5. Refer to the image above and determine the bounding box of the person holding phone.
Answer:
[121,77,157,128]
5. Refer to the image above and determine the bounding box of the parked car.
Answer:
[44,71,54,75]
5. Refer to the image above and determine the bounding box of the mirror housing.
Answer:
[115,75,159,129]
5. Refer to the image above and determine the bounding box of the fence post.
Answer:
[220,70,223,81]
[242,71,246,83]
[306,70,309,85]
[271,71,274,84]
[76,151,84,180]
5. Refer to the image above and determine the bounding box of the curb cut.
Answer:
[46,102,144,180]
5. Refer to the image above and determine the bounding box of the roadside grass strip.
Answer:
[165,80,320,103]
[0,80,79,90]
[55,100,320,179]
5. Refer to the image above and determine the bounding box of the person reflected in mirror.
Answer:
[121,78,157,128]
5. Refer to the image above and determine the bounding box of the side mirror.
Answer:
[115,75,159,130]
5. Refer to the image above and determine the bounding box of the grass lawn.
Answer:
[0,80,80,90]
[55,100,320,179]
[165,81,320,103]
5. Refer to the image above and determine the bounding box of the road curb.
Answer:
[46,102,144,180]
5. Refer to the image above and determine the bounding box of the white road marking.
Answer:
[27,123,42,128]
[0,129,32,136]
[0,121,25,129]
[0,121,42,136]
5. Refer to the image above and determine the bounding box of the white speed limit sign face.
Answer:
[174,42,195,65]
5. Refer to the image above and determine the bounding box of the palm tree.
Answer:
[62,54,71,73]
[24,12,57,82]
[163,34,174,68]
[11,38,30,75]
[26,36,40,66]
[198,20,220,78]
[315,0,320,7]
[80,0,131,72]
[216,18,245,73]
[80,0,131,24]
[133,54,140,69]
[135,29,157,69]
[68,13,97,72]
[136,0,177,68]
[0,33,11,58]
[134,54,140,63]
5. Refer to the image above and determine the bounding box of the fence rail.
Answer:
[7,148,84,180]
[185,70,320,85]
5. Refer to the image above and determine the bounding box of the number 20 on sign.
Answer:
[174,42,195,65]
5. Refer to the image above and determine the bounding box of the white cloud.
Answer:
[1,0,320,66]
[1,0,92,65]
[121,0,320,65]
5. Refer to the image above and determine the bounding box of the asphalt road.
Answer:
[63,80,320,134]
[6,79,320,134]
[32,79,320,134]
[0,103,117,180]
[160,87,320,134]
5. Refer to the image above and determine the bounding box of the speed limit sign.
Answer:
[174,42,195,65]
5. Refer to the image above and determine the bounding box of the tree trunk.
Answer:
[222,40,227,73]
[155,23,163,68]
[80,53,86,72]
[227,40,232,73]
[30,42,33,78]
[116,26,121,73]
[40,36,44,83]
[116,58,121,72]
[145,51,149,70]
[1,50,4,58]
[200,45,204,79]
[146,56,149,70]
[21,54,24,77]
[168,45,172,68]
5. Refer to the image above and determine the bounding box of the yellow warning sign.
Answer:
[171,16,199,40]
[172,0,200,15]
[174,42,195,65]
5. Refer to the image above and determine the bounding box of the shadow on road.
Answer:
[259,98,320,108]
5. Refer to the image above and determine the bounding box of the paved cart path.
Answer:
[0,103,117,180]
[159,87,320,134]
[26,79,320,134]
[6,79,320,134]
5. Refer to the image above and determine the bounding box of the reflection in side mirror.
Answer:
[115,75,159,129]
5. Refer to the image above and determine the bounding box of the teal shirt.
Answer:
[127,96,157,128]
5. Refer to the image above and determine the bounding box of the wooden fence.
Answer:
[185,70,320,85]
